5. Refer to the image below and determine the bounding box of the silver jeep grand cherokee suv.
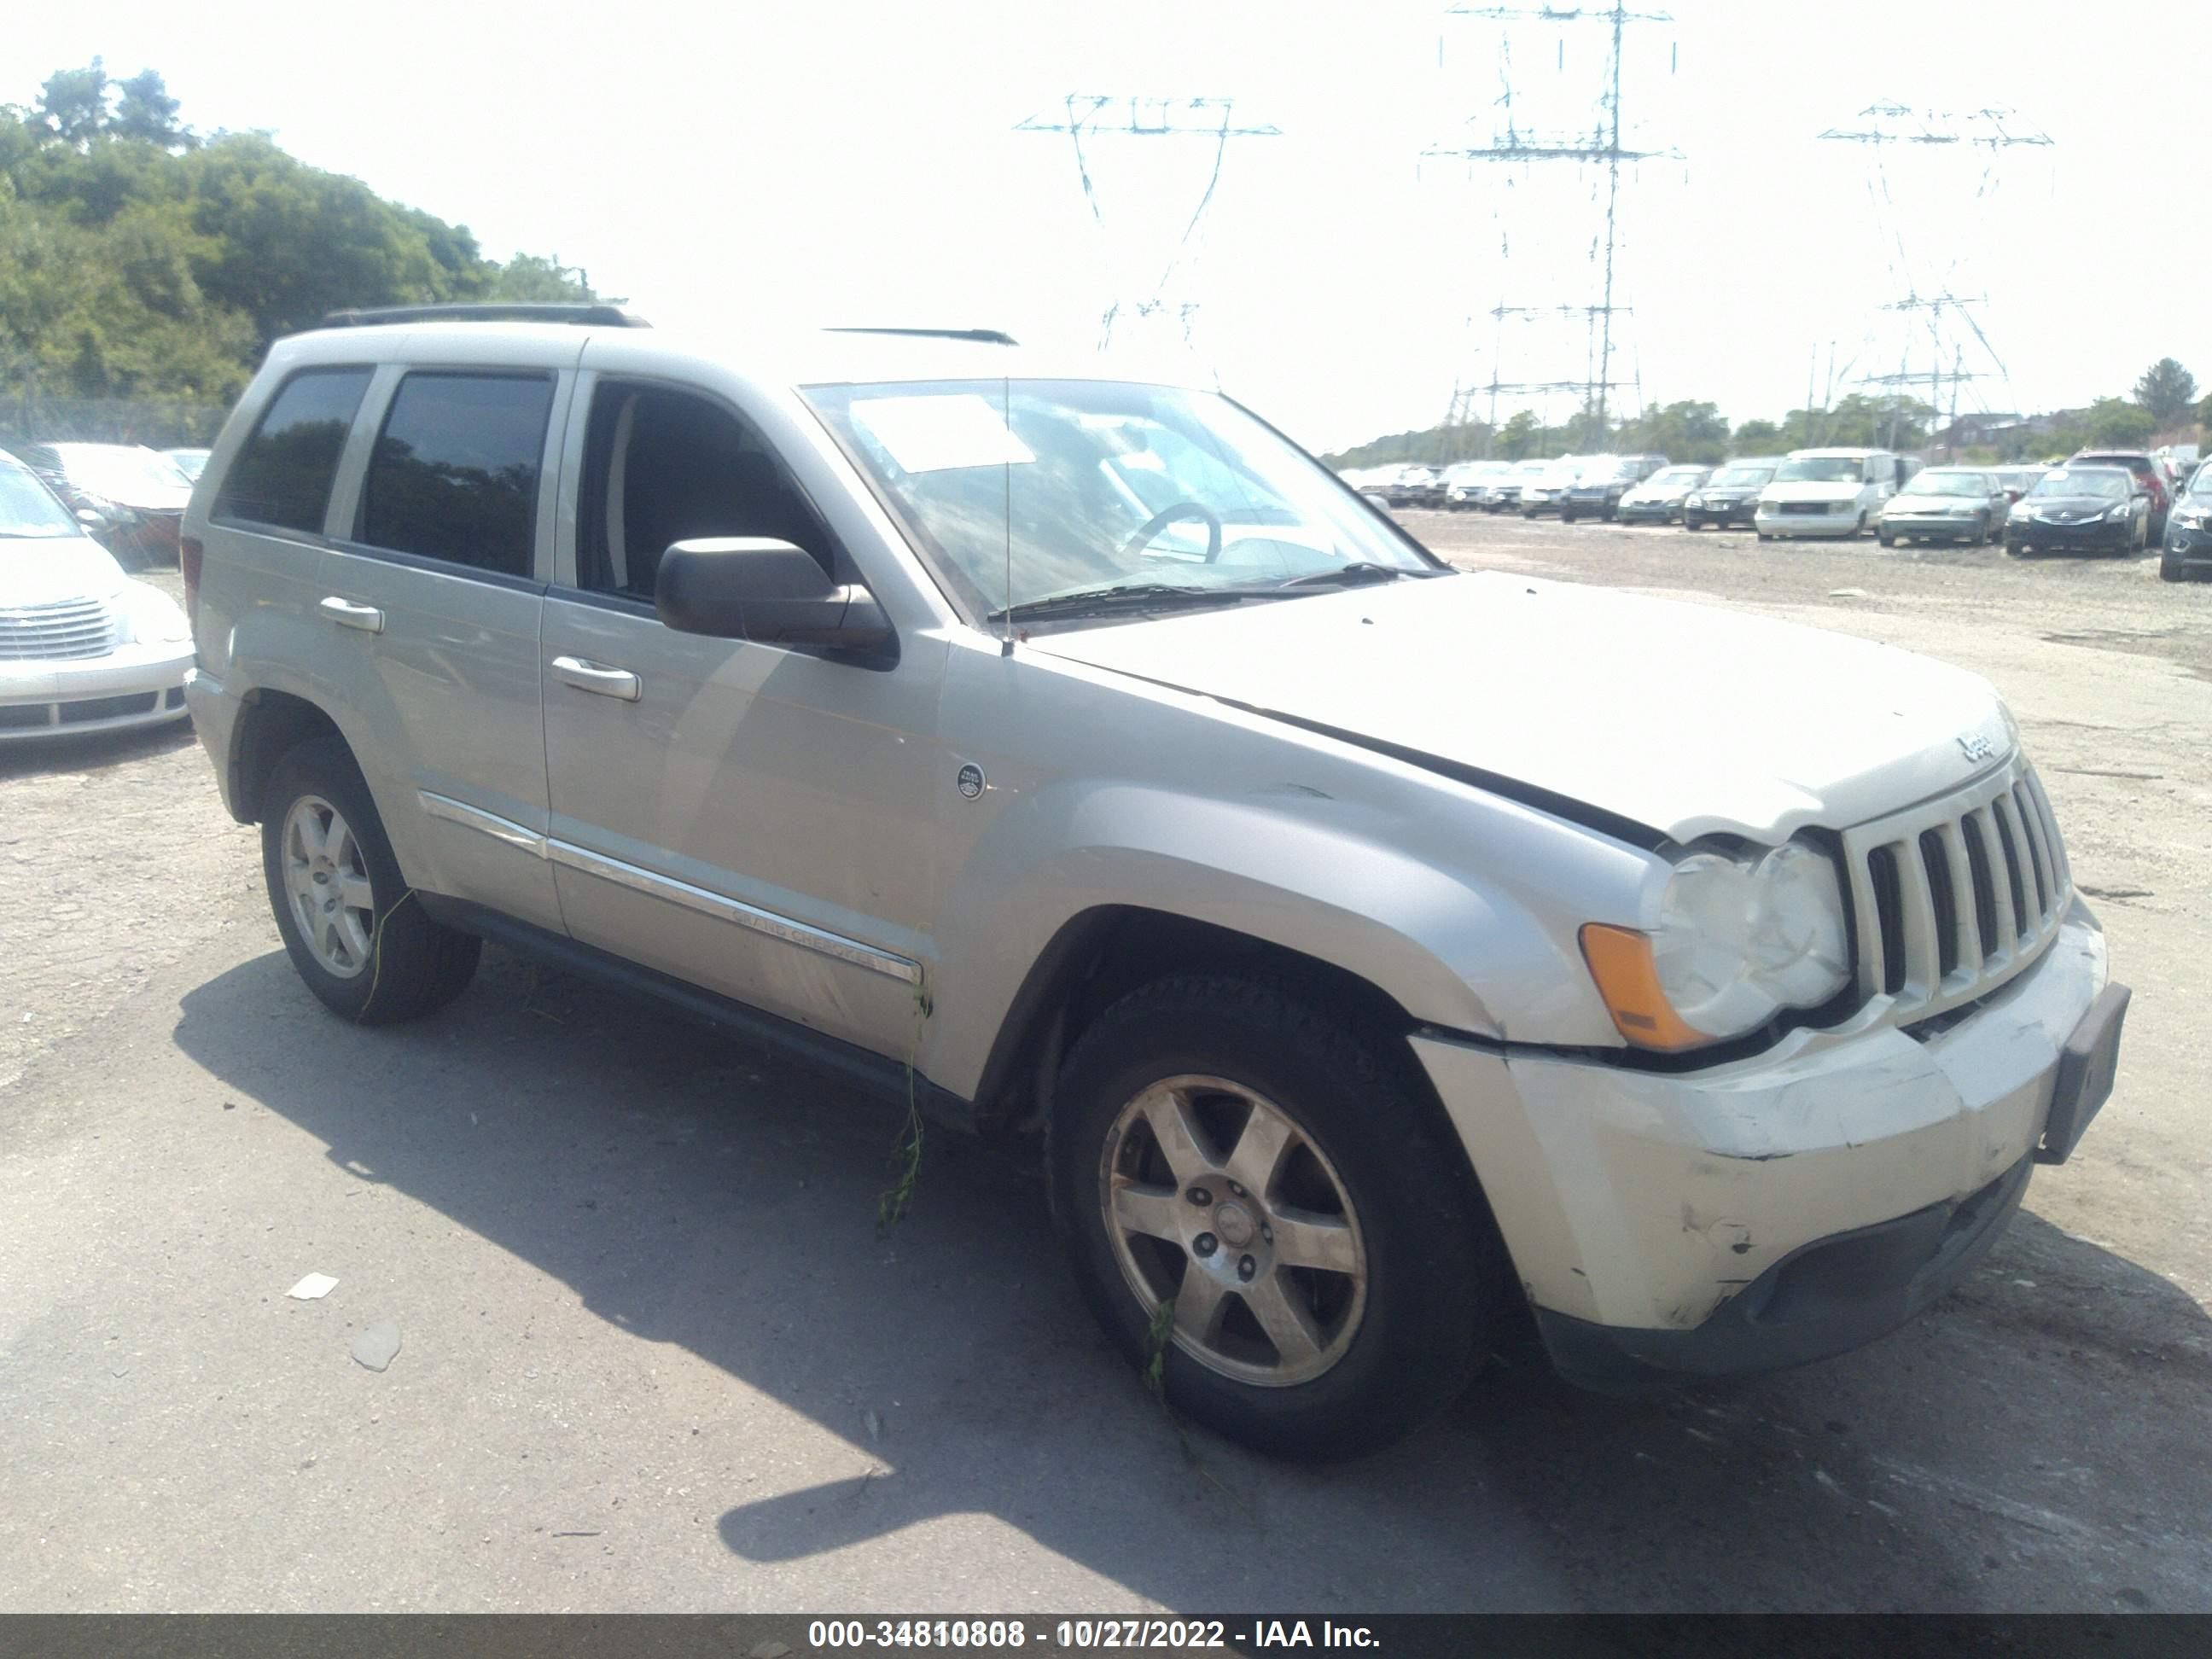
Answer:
[181,305,2129,1458]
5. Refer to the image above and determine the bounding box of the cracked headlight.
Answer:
[1580,841,1853,1051]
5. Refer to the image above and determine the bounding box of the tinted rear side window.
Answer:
[213,367,374,533]
[358,372,554,577]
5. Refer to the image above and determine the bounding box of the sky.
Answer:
[9,0,2203,454]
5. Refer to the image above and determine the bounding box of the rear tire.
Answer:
[1051,976,1508,1459]
[261,736,481,1025]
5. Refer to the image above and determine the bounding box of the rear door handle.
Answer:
[550,655,642,701]
[318,596,385,633]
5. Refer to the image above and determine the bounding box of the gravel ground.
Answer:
[1,534,2208,1613]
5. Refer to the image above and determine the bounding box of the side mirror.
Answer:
[655,538,894,654]
[75,506,108,529]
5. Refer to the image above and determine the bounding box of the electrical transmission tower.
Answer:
[1016,96,1280,350]
[1425,3,1678,451]
[1820,102,2052,445]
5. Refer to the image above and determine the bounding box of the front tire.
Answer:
[261,736,481,1024]
[1051,976,1506,1459]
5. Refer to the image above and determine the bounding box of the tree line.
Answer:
[1324,359,2208,471]
[0,61,602,421]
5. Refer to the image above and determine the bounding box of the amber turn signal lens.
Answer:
[1579,923,1710,1053]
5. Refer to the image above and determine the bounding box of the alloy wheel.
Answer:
[281,795,376,979]
[1099,1074,1369,1388]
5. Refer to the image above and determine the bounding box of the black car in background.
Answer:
[1682,457,1782,530]
[2005,465,2149,558]
[2069,449,2172,540]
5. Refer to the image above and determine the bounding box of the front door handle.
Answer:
[318,596,385,633]
[550,655,642,701]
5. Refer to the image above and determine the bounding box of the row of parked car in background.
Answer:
[0,439,208,571]
[1342,445,2207,579]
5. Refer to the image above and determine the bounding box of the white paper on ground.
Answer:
[851,393,1034,474]
[287,1272,338,1300]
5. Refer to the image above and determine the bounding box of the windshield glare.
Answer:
[1646,467,1705,487]
[0,463,83,539]
[1711,465,1773,487]
[1774,456,1866,483]
[806,380,1432,616]
[1902,472,1989,498]
[53,444,189,501]
[2030,469,2128,499]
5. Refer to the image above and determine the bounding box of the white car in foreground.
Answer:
[1,451,193,741]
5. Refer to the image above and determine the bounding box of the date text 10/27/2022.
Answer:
[804,1620,1381,1650]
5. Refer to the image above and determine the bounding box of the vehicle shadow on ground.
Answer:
[0,719,195,783]
[174,947,2212,1611]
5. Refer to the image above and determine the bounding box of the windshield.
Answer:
[2029,469,2128,500]
[166,449,211,480]
[1645,467,1706,488]
[1901,472,1990,498]
[52,444,189,502]
[2187,468,2212,498]
[1711,464,1773,488]
[0,463,84,539]
[1774,456,1866,483]
[806,379,1432,617]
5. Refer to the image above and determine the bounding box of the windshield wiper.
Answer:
[985,582,1269,624]
[1276,562,1418,588]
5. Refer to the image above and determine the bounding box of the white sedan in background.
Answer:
[1,450,193,742]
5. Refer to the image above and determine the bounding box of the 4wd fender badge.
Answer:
[1958,731,1995,763]
[956,763,987,800]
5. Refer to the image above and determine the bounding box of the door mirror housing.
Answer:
[655,538,894,655]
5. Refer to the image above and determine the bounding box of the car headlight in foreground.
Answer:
[114,582,191,645]
[1580,841,1852,1051]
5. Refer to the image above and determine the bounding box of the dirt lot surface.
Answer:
[2,533,2208,1613]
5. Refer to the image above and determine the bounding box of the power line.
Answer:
[1427,3,1677,449]
[1016,96,1281,349]
[1820,101,2052,429]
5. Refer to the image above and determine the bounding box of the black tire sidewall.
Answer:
[260,737,463,1023]
[1052,979,1493,1458]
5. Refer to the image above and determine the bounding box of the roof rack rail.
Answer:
[317,302,649,329]
[823,326,1019,346]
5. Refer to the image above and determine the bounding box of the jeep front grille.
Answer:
[0,597,115,661]
[1840,756,2069,1023]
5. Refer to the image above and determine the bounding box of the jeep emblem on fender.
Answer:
[956,763,986,800]
[1958,732,1994,763]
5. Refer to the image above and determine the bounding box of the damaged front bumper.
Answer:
[1412,904,2124,1391]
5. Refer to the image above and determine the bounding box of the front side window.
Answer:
[213,367,374,533]
[574,384,835,599]
[359,372,554,577]
[805,379,1429,618]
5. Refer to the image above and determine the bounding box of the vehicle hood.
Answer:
[1027,573,2013,843]
[0,536,126,606]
